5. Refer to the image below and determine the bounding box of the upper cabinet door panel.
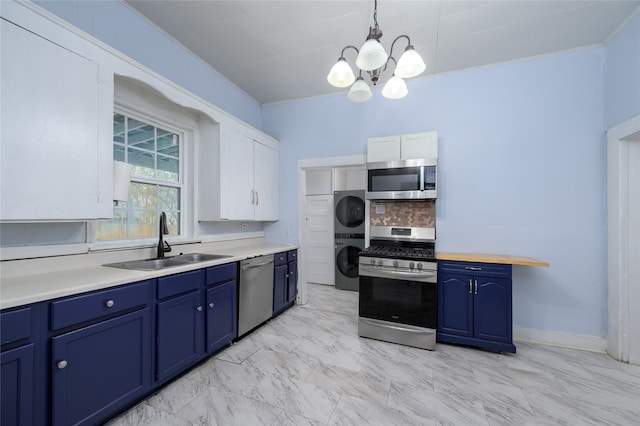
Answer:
[253,141,278,221]
[367,136,401,163]
[401,132,438,160]
[0,20,108,220]
[219,125,254,220]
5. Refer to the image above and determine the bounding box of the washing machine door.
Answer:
[335,239,363,291]
[334,190,365,234]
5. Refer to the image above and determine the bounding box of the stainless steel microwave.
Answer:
[366,158,437,200]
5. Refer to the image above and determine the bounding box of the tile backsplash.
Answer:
[370,200,435,228]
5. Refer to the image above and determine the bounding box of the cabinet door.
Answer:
[437,273,473,337]
[287,260,298,304]
[474,277,512,343]
[273,264,288,315]
[52,309,151,426]
[219,125,255,220]
[367,136,401,162]
[0,19,111,220]
[400,132,438,160]
[206,281,237,354]
[1,344,34,426]
[254,141,279,221]
[156,291,204,382]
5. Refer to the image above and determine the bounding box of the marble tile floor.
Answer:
[110,283,640,426]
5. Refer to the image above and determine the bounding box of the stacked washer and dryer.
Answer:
[333,190,365,291]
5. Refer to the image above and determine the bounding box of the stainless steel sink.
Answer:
[175,253,231,262]
[103,253,232,271]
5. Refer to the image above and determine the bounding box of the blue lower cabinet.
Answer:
[206,281,237,354]
[52,308,151,426]
[156,291,204,383]
[1,344,34,426]
[273,251,298,316]
[437,261,515,353]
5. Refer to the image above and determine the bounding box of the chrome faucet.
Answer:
[157,211,172,258]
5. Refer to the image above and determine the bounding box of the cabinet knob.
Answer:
[57,360,68,370]
[197,306,203,312]
[105,300,115,308]
[209,302,214,309]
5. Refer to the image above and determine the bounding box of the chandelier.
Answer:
[326,0,426,102]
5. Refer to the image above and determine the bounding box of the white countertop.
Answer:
[0,242,295,310]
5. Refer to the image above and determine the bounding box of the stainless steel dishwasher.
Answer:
[238,255,274,337]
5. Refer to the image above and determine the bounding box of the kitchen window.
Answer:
[97,112,183,241]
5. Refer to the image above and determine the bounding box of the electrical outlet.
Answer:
[241,222,248,229]
[285,226,290,236]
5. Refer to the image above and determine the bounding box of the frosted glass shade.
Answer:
[382,75,408,99]
[327,59,356,88]
[394,47,426,79]
[113,160,132,202]
[356,39,388,71]
[347,77,372,103]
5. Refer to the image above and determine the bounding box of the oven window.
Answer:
[359,276,437,328]
[368,167,421,192]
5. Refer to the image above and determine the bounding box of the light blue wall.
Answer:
[35,0,262,129]
[604,10,640,129]
[263,48,607,338]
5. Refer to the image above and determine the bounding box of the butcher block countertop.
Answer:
[437,252,549,267]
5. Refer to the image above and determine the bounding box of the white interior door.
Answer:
[303,195,334,285]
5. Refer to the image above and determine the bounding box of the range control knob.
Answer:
[393,260,399,268]
[377,259,383,266]
[409,262,415,269]
[370,259,376,265]
[417,263,423,270]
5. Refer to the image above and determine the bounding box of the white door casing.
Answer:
[607,113,640,364]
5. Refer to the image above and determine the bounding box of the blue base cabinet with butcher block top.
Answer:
[437,261,516,353]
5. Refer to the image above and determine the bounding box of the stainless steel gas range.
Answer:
[358,224,437,350]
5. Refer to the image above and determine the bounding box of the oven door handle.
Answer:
[359,265,436,281]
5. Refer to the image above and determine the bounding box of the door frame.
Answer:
[297,155,366,304]
[607,113,640,364]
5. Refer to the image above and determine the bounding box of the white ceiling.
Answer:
[125,1,640,105]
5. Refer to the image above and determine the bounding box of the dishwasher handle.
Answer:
[241,259,274,271]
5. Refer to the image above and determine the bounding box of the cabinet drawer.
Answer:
[157,270,203,300]
[0,307,32,345]
[274,252,287,266]
[287,250,297,262]
[438,261,512,278]
[51,281,151,331]
[205,263,237,287]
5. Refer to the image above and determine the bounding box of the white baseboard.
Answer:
[514,326,607,353]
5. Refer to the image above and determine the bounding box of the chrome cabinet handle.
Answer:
[474,280,478,294]
[465,266,482,271]
[251,190,255,205]
[105,300,115,308]
[256,191,259,205]
[197,306,203,312]
[209,303,214,309]
[469,279,473,294]
[57,360,68,370]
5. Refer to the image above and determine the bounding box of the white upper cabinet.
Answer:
[0,19,112,220]
[367,131,438,162]
[199,119,279,222]
[367,136,401,162]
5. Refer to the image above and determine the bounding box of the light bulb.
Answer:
[382,75,408,99]
[347,77,372,103]
[394,46,426,79]
[327,58,355,88]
